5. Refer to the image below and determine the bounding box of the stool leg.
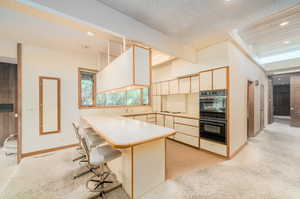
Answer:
[73,168,91,179]
[73,155,85,162]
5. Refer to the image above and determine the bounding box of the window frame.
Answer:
[78,68,98,109]
[78,68,151,109]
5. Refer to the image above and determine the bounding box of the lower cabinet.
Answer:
[156,114,164,126]
[173,132,199,147]
[200,139,227,157]
[128,113,228,157]
[165,116,174,128]
[146,114,156,124]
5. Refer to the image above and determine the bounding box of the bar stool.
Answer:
[72,121,106,179]
[81,137,122,198]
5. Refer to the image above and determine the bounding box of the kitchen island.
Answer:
[82,115,176,199]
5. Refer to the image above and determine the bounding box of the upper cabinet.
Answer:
[153,67,228,96]
[191,75,200,93]
[179,77,190,94]
[199,71,213,91]
[213,68,227,90]
[169,79,179,94]
[97,45,150,92]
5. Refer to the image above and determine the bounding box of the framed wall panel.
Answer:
[39,76,61,135]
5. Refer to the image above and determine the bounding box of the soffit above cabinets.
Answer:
[239,4,300,58]
[97,0,300,50]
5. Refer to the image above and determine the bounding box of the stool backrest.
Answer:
[81,137,90,162]
[72,121,81,144]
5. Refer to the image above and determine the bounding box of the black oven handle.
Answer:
[200,120,226,126]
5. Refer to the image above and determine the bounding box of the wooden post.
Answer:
[123,37,126,53]
[107,40,110,65]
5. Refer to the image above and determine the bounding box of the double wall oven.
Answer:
[199,90,227,144]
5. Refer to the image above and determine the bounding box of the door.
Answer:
[291,75,300,127]
[268,78,273,124]
[247,81,255,137]
[260,85,265,130]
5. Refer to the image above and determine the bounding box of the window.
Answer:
[78,68,150,108]
[127,89,141,105]
[96,88,150,107]
[78,69,97,107]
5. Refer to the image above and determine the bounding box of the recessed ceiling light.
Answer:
[86,32,94,36]
[280,21,289,26]
[283,41,290,44]
[225,0,232,2]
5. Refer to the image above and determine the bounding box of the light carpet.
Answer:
[141,122,300,199]
[0,149,129,199]
[0,148,17,192]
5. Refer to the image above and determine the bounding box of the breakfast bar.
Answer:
[82,115,176,199]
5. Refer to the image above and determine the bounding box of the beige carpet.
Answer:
[141,122,300,199]
[1,122,300,198]
[0,148,17,192]
[166,139,224,179]
[0,149,129,199]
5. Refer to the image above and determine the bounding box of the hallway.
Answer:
[142,122,300,199]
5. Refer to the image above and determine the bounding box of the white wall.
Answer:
[0,39,151,154]
[228,42,268,155]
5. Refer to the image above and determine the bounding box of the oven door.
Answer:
[200,120,226,143]
[200,96,226,114]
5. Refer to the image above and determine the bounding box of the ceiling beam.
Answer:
[13,0,197,63]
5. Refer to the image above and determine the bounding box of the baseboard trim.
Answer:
[229,142,248,159]
[21,143,78,158]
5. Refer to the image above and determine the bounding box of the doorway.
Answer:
[272,75,291,124]
[0,62,18,188]
[247,81,255,138]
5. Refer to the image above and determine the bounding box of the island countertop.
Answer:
[82,115,176,149]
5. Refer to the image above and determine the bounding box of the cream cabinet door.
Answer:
[179,77,190,94]
[152,96,161,112]
[200,139,227,157]
[161,81,169,95]
[165,115,174,128]
[156,114,164,126]
[199,71,212,91]
[213,68,227,90]
[169,79,179,94]
[191,75,200,93]
[173,133,199,147]
[152,83,157,96]
[156,83,161,95]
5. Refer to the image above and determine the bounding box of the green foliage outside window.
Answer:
[81,72,94,106]
[96,88,149,106]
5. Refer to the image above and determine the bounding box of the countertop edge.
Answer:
[82,117,176,149]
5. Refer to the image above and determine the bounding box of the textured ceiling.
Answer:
[239,4,300,58]
[0,8,122,56]
[97,0,300,50]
